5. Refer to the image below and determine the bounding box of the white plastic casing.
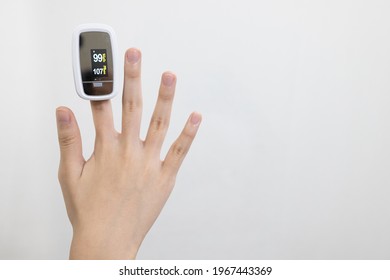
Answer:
[72,23,119,100]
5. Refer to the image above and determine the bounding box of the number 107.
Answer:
[93,67,106,75]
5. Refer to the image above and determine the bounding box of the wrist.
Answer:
[69,229,140,260]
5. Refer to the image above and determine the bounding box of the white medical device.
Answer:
[72,24,119,100]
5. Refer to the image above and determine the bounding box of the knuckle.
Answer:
[172,142,186,158]
[125,68,140,79]
[123,98,140,113]
[59,134,78,148]
[150,116,167,131]
[159,90,174,102]
[182,127,195,139]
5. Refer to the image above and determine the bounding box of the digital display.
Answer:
[91,49,108,77]
[79,31,113,96]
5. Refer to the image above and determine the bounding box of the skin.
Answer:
[55,48,201,259]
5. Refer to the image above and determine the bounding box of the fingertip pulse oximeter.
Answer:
[72,24,119,100]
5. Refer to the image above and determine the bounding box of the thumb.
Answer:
[56,107,85,182]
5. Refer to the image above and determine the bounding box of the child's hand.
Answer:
[55,48,201,259]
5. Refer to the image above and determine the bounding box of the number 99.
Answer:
[93,53,103,62]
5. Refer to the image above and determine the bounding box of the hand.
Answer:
[55,48,201,259]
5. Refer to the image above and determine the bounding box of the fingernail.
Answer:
[162,73,175,87]
[56,108,70,125]
[190,112,202,126]
[126,49,140,64]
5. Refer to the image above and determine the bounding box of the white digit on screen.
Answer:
[93,68,104,75]
[93,53,103,62]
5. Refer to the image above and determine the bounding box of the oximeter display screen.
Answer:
[91,49,108,77]
[79,32,113,96]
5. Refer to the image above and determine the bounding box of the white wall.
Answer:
[1,0,390,259]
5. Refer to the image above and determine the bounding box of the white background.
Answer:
[1,0,390,259]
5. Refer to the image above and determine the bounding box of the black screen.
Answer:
[79,32,113,96]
